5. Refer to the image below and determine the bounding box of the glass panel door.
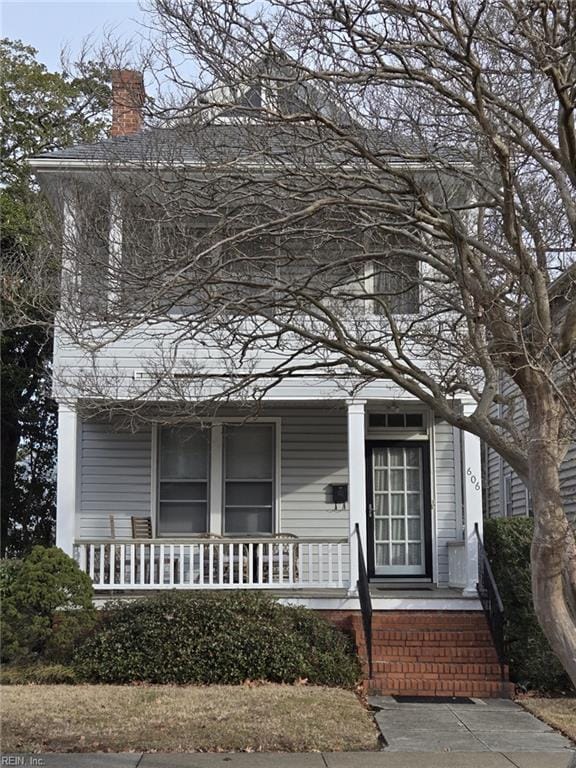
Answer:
[371,445,426,575]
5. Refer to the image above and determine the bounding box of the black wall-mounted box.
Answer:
[330,484,348,505]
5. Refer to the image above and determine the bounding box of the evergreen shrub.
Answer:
[74,591,360,687]
[1,546,96,664]
[484,517,572,691]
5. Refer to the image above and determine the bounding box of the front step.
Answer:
[352,610,512,699]
[363,677,515,698]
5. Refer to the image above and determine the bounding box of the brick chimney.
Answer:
[110,70,145,137]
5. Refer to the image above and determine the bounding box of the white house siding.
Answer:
[434,419,459,586]
[79,422,152,539]
[76,406,458,586]
[483,375,576,525]
[485,443,576,525]
[53,321,430,403]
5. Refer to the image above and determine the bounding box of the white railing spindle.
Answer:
[248,542,254,585]
[119,544,126,587]
[109,544,115,587]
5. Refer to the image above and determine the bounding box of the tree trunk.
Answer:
[527,393,576,689]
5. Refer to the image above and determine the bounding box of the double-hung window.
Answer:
[372,256,419,314]
[224,424,275,534]
[158,427,209,535]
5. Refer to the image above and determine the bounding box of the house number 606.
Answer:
[467,467,481,491]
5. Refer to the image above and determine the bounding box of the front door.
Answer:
[366,442,431,577]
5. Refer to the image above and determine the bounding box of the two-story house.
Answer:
[30,67,512,697]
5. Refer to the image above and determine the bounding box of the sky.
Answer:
[2,0,146,72]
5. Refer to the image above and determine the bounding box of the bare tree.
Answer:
[23,1,576,684]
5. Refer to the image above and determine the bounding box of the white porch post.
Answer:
[347,399,367,596]
[461,402,483,596]
[55,404,79,556]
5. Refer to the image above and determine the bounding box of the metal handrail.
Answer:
[474,523,507,679]
[355,522,373,679]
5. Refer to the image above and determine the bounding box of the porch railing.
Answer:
[355,523,373,678]
[474,523,507,680]
[75,537,347,590]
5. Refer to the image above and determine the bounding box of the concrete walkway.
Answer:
[369,695,574,753]
[3,752,574,767]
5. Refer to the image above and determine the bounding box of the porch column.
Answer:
[55,404,79,556]
[347,399,367,596]
[461,402,483,596]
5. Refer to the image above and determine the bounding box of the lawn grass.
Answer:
[518,696,576,741]
[0,684,380,753]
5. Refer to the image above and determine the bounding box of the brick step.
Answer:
[365,676,515,698]
[372,637,493,648]
[362,610,486,629]
[368,661,504,678]
[366,612,488,628]
[372,629,492,644]
[356,645,500,662]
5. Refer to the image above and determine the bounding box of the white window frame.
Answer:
[155,424,211,538]
[366,408,431,441]
[152,417,281,537]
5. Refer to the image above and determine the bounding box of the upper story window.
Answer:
[372,257,420,315]
[72,187,110,313]
[368,230,420,315]
[68,188,421,320]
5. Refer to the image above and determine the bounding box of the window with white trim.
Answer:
[372,257,420,314]
[157,422,276,536]
[158,427,209,535]
[224,424,275,534]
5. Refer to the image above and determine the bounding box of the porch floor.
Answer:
[92,586,474,604]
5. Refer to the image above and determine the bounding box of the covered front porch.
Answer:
[56,398,484,600]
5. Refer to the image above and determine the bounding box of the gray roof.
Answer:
[30,122,461,169]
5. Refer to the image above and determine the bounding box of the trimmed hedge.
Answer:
[0,546,97,664]
[74,591,361,687]
[484,517,572,692]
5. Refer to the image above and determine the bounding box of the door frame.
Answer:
[365,439,433,580]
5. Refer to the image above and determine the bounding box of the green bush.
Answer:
[74,591,360,687]
[1,546,97,664]
[0,664,77,685]
[484,517,572,692]
[0,558,23,598]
